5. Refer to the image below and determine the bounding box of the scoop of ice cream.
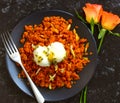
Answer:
[33,42,66,67]
[33,46,50,67]
[48,42,66,63]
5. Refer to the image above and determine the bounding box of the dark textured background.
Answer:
[0,0,120,103]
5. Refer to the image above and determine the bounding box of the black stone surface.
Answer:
[0,0,120,103]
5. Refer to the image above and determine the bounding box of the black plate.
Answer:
[6,10,98,102]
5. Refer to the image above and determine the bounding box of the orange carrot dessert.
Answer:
[19,16,90,89]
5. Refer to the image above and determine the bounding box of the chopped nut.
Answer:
[48,83,52,90]
[35,68,41,75]
[70,45,75,58]
[49,74,56,81]
[85,43,89,52]
[55,64,58,71]
[67,24,71,30]
[73,28,79,41]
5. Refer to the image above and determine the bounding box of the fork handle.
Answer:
[20,63,45,103]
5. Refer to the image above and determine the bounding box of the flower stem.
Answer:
[91,24,94,34]
[80,86,87,103]
[90,18,95,34]
[74,8,87,24]
[80,29,106,103]
[84,86,87,103]
[97,29,107,53]
[80,89,84,103]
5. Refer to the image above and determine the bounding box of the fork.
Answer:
[1,31,45,103]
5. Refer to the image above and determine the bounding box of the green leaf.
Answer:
[98,28,107,39]
[108,30,120,37]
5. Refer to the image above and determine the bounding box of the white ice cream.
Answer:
[33,42,66,67]
[48,42,66,63]
[33,46,50,67]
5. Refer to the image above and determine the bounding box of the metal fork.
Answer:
[1,31,45,103]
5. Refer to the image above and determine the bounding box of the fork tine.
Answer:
[1,31,19,55]
[5,31,19,53]
[1,32,12,55]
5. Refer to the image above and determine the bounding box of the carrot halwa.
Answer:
[19,16,90,89]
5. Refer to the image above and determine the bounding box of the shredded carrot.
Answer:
[18,16,90,89]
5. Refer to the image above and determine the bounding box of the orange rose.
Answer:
[83,3,103,24]
[101,11,120,30]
